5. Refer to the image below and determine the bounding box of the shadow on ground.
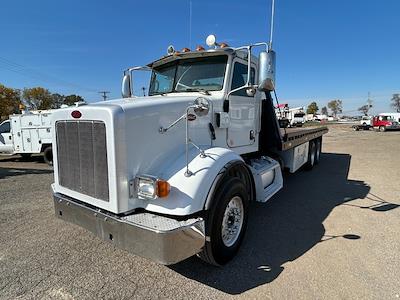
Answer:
[0,154,45,164]
[170,153,373,294]
[0,167,53,179]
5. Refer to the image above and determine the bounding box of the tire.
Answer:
[198,177,249,266]
[379,126,386,132]
[353,126,359,131]
[305,141,316,170]
[43,146,53,165]
[314,139,321,165]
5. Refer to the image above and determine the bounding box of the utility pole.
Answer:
[99,91,110,101]
[367,92,373,108]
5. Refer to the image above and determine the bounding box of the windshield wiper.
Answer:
[149,92,168,96]
[176,88,211,95]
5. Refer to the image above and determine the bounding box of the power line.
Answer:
[0,56,98,93]
[98,91,110,101]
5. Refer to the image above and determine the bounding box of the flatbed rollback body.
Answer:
[51,32,328,266]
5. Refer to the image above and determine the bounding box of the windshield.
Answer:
[148,55,227,96]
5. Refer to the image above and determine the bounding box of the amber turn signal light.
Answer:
[157,180,170,198]
[196,45,205,51]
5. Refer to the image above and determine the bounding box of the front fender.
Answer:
[143,147,243,216]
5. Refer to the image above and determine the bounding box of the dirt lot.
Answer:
[0,125,399,299]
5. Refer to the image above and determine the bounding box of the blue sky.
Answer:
[1,0,399,114]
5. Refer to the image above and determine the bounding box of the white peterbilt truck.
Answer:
[51,34,327,266]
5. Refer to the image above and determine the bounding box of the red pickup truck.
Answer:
[372,115,400,132]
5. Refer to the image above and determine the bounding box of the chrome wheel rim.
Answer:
[221,196,244,247]
[316,143,320,161]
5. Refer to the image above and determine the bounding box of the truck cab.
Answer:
[373,115,400,132]
[0,120,13,154]
[52,36,327,266]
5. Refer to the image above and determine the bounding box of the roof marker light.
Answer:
[196,45,205,51]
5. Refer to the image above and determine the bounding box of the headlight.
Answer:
[135,175,170,200]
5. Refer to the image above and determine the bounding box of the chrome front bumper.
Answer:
[53,193,205,265]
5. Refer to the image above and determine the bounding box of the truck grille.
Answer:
[56,121,109,201]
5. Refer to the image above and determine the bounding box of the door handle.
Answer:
[250,130,255,140]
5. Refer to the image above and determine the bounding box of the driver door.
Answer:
[227,60,257,148]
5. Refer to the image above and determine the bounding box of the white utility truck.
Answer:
[0,111,53,164]
[51,34,328,265]
[276,105,306,127]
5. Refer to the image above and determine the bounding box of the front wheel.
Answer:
[43,146,53,165]
[198,177,249,266]
[379,126,386,132]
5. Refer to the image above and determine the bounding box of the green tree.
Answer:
[391,94,400,112]
[22,87,53,110]
[306,101,319,115]
[51,93,65,109]
[64,94,85,106]
[327,99,343,117]
[0,84,22,121]
[321,106,328,116]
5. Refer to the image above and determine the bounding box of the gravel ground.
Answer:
[0,125,399,299]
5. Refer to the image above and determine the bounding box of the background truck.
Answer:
[51,31,328,266]
[352,115,372,131]
[275,104,306,128]
[0,110,53,164]
[372,115,400,132]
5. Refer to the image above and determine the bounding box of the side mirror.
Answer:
[122,73,132,98]
[258,50,276,91]
[193,97,210,116]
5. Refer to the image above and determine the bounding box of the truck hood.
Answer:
[52,95,213,214]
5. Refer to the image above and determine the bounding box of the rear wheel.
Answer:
[198,177,249,266]
[43,146,53,165]
[305,141,316,170]
[314,139,321,165]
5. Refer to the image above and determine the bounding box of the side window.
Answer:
[0,121,10,134]
[231,62,255,97]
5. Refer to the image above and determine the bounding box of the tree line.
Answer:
[306,94,400,117]
[0,83,85,121]
[306,100,343,117]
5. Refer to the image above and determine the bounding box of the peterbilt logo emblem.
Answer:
[71,110,82,119]
[187,114,196,121]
